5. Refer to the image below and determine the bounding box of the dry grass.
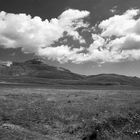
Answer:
[0,86,140,140]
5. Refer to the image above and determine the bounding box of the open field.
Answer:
[0,86,140,140]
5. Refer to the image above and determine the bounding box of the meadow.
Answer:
[0,86,140,140]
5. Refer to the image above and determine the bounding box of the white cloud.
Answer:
[38,45,85,63]
[110,6,118,13]
[87,9,140,63]
[0,9,89,53]
[99,9,139,37]
[1,9,140,64]
[71,8,140,64]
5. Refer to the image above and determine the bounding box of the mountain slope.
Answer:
[0,59,140,88]
[0,59,83,80]
[85,74,140,86]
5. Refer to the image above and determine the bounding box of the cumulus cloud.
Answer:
[1,9,140,64]
[99,9,139,37]
[0,9,89,53]
[76,9,140,64]
[96,9,140,62]
[39,45,85,63]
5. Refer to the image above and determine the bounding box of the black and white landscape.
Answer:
[0,0,140,140]
[1,58,140,89]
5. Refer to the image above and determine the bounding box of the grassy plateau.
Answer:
[0,86,140,140]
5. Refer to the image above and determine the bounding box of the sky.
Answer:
[0,0,140,76]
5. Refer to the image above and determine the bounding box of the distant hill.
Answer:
[0,59,140,88]
[0,59,83,79]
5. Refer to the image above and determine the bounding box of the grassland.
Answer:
[0,86,140,140]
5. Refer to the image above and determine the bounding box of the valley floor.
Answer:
[0,86,140,140]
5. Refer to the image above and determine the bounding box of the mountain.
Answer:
[0,59,140,88]
[0,59,83,79]
[85,74,140,87]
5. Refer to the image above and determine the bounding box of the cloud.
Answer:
[39,45,85,63]
[74,9,140,64]
[95,9,140,62]
[1,9,140,64]
[110,6,118,13]
[0,9,89,53]
[99,9,139,37]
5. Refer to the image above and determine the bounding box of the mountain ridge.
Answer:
[0,59,140,88]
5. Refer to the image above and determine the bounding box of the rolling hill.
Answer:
[0,59,140,88]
